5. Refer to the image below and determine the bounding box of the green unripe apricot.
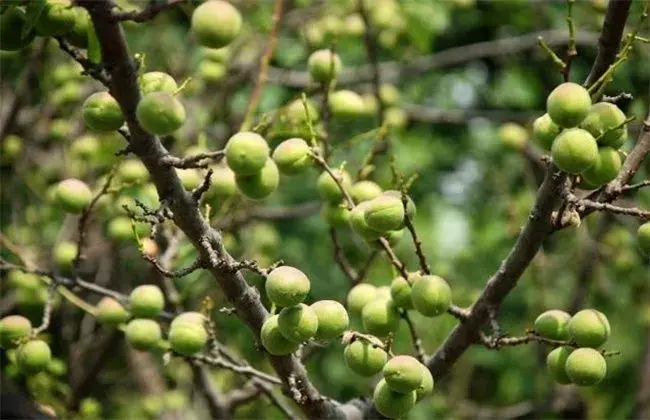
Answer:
[533,113,561,151]
[191,0,242,49]
[565,347,607,386]
[379,84,400,107]
[169,322,208,356]
[17,340,52,374]
[140,72,178,95]
[411,275,452,317]
[351,181,383,204]
[390,274,418,310]
[47,358,66,377]
[347,283,378,315]
[83,92,125,132]
[0,7,35,51]
[581,147,622,186]
[307,49,342,84]
[349,202,383,241]
[534,309,571,341]
[201,47,230,63]
[329,90,366,119]
[54,241,78,270]
[498,122,528,151]
[384,107,408,128]
[361,299,400,337]
[546,82,592,128]
[118,160,149,183]
[225,131,270,175]
[125,319,162,351]
[177,169,203,191]
[277,303,319,343]
[551,128,598,174]
[546,346,573,384]
[96,297,130,325]
[198,61,227,83]
[364,195,405,232]
[107,217,138,242]
[310,300,349,340]
[1,134,23,163]
[272,138,312,175]
[416,363,434,400]
[55,178,92,213]
[136,93,186,135]
[129,285,165,318]
[260,315,299,355]
[383,355,423,393]
[373,379,417,419]
[7,271,41,291]
[321,204,350,227]
[285,99,319,124]
[28,0,76,36]
[70,135,99,161]
[344,337,388,376]
[383,190,416,222]
[568,309,610,348]
[0,315,32,348]
[171,312,206,328]
[235,158,279,200]
[265,266,310,307]
[66,7,90,48]
[638,222,650,256]
[580,102,628,148]
[317,169,352,203]
[207,166,237,198]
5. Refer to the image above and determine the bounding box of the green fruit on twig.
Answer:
[373,378,416,419]
[169,321,208,356]
[361,298,400,337]
[129,285,165,319]
[177,169,203,191]
[568,309,610,348]
[349,202,383,241]
[277,303,319,343]
[140,72,178,95]
[136,92,186,135]
[1,134,23,164]
[83,92,125,132]
[198,61,227,83]
[191,0,242,49]
[96,297,130,325]
[581,147,622,186]
[329,90,366,119]
[551,128,598,174]
[17,340,52,374]
[235,158,279,199]
[390,274,419,310]
[272,138,312,175]
[225,131,270,175]
[498,123,528,151]
[384,107,408,128]
[564,347,607,386]
[260,315,300,355]
[532,113,561,151]
[55,178,92,214]
[118,159,149,183]
[346,283,378,315]
[379,84,400,106]
[0,315,32,348]
[206,166,237,198]
[265,266,310,307]
[0,7,35,51]
[383,355,424,393]
[416,362,434,400]
[638,222,650,256]
[201,47,230,63]
[27,0,76,36]
[344,337,388,376]
[307,49,342,84]
[125,319,162,351]
[351,181,383,204]
[364,195,405,232]
[66,7,90,48]
[53,241,78,270]
[411,275,451,317]
[546,82,592,128]
[546,346,573,384]
[534,309,571,341]
[170,312,206,328]
[580,102,628,148]
[317,169,352,203]
[310,300,349,340]
[321,203,350,227]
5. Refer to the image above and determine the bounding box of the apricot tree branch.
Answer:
[110,0,188,22]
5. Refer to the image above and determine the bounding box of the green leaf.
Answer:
[23,0,46,39]
[87,23,101,64]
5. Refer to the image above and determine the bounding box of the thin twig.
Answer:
[401,191,431,275]
[330,228,358,283]
[192,353,282,386]
[401,310,426,363]
[110,0,187,22]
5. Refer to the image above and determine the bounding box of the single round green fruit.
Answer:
[235,158,279,200]
[191,0,242,49]
[66,7,90,48]
[170,312,206,328]
[284,99,319,124]
[70,135,99,161]
[140,72,178,95]
[638,222,650,256]
[107,217,136,242]
[351,181,383,204]
[498,122,528,150]
[361,299,400,337]
[307,49,342,84]
[1,134,23,163]
[47,358,66,377]
[384,107,408,128]
[565,347,607,386]
[125,319,162,351]
[0,315,32,348]
[260,315,300,355]
[349,202,383,241]
[346,283,378,315]
[266,266,310,307]
[373,378,416,419]
[225,131,270,175]
[321,204,350,227]
[364,195,405,232]
[53,241,78,270]
[201,47,230,63]
[28,0,76,36]
[329,90,366,119]
[118,159,149,183]
[580,102,628,147]
[390,275,415,310]
[0,7,35,51]
[546,82,592,128]
[129,285,165,319]
[383,190,416,223]
[416,363,434,401]
[581,147,622,186]
[169,322,208,355]
[207,166,237,198]
[411,275,452,317]
[177,169,203,191]
[198,61,227,83]
[568,309,610,348]
[534,309,571,341]
[17,340,52,374]
[317,169,352,203]
[551,128,598,174]
[272,138,312,175]
[277,303,319,343]
[7,271,41,291]
[96,297,130,325]
[310,300,349,340]
[379,84,400,107]
[533,113,561,151]
[546,346,573,384]
[136,93,186,135]
[82,92,125,132]
[344,337,388,376]
[55,178,92,213]
[383,355,423,393]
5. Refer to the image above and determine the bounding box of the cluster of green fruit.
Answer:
[0,315,52,374]
[531,82,629,188]
[534,309,611,386]
[5,271,52,315]
[260,266,350,355]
